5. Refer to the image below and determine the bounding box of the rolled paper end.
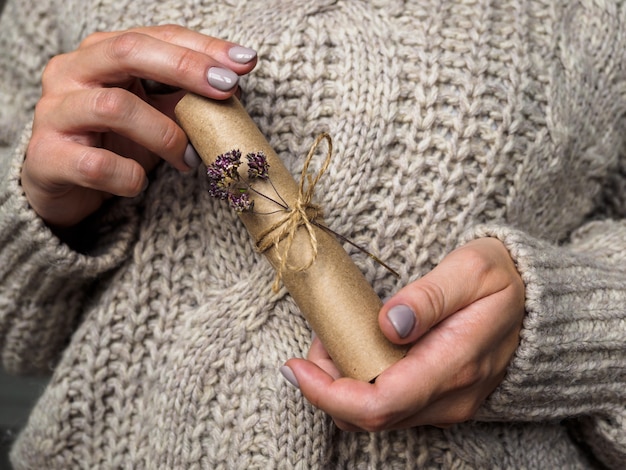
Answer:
[175,93,407,381]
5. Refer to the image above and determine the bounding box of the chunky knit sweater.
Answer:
[1,0,625,468]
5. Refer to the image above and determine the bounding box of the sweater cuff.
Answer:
[462,224,626,422]
[0,132,140,374]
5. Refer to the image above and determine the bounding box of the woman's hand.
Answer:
[281,237,525,431]
[22,25,257,227]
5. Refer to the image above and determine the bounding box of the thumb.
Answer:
[379,240,505,344]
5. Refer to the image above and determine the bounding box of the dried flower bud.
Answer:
[214,149,242,181]
[229,191,253,213]
[246,151,270,180]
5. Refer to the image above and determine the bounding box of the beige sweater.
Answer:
[1,0,625,468]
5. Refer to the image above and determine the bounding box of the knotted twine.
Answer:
[255,133,333,292]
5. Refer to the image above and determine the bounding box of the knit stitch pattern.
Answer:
[1,0,625,468]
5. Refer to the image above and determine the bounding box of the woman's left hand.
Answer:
[282,237,525,431]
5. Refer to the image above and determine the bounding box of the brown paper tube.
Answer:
[175,93,406,382]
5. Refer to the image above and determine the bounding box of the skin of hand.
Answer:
[282,237,526,431]
[21,25,258,227]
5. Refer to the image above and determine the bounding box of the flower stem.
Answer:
[248,185,289,211]
[311,221,400,278]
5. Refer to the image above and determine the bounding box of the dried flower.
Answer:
[215,149,242,180]
[228,191,253,213]
[206,150,270,213]
[206,149,243,200]
[246,151,270,180]
[207,172,229,200]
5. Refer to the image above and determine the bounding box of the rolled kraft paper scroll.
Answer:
[175,93,406,382]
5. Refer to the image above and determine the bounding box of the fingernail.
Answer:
[228,45,257,64]
[183,143,202,169]
[387,304,416,338]
[207,67,239,91]
[279,365,300,389]
[141,178,149,192]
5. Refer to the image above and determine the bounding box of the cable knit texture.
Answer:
[1,0,625,468]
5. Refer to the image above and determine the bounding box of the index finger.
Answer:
[80,25,257,76]
[53,27,256,99]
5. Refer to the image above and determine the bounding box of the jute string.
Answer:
[255,133,333,292]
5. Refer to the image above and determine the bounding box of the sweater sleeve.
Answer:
[0,0,141,375]
[466,219,626,468]
[0,127,142,375]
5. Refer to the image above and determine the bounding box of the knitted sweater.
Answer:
[1,0,625,468]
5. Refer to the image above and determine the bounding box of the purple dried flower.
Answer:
[207,184,229,200]
[206,165,221,181]
[206,149,270,214]
[206,166,227,199]
[228,191,253,213]
[207,149,245,198]
[211,149,242,181]
[246,151,270,180]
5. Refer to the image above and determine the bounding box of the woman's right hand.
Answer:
[22,25,257,227]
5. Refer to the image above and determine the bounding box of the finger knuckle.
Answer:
[30,97,63,147]
[360,412,394,432]
[200,35,225,56]
[79,31,108,48]
[358,401,397,432]
[463,245,495,281]
[454,360,491,392]
[419,280,446,321]
[41,55,66,89]
[76,149,111,185]
[126,164,146,195]
[25,135,46,165]
[33,95,57,121]
[160,120,184,155]
[154,24,185,41]
[90,88,129,120]
[107,32,143,62]
[334,395,397,432]
[171,47,198,77]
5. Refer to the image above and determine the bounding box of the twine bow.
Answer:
[255,133,333,292]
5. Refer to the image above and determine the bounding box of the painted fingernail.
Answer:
[387,304,416,338]
[183,143,202,169]
[207,67,239,91]
[228,45,257,64]
[280,365,300,389]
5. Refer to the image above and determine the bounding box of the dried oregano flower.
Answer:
[206,150,270,213]
[246,152,270,180]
